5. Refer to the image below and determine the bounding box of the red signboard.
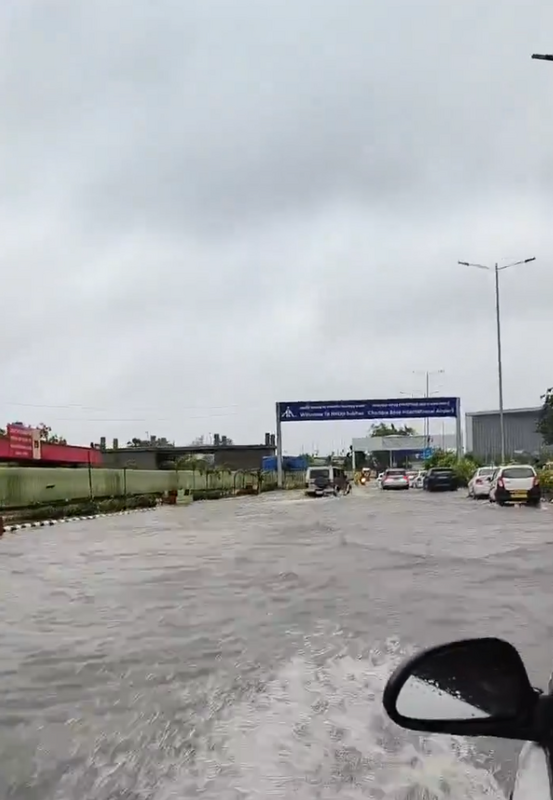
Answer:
[7,424,39,460]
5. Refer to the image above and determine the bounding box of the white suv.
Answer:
[489,465,541,507]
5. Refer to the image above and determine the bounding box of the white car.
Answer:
[488,464,541,507]
[413,470,427,489]
[381,468,410,490]
[406,471,418,487]
[467,466,495,499]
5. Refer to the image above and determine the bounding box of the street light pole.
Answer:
[493,263,505,467]
[457,257,536,464]
[412,369,444,448]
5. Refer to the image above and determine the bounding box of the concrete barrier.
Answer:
[0,467,306,509]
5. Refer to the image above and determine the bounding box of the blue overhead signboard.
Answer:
[278,397,458,422]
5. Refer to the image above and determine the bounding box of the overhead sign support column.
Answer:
[276,397,462,488]
[456,397,462,459]
[275,402,283,489]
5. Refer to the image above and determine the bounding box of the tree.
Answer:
[190,434,234,446]
[370,423,416,437]
[367,423,417,471]
[37,423,67,444]
[423,449,481,487]
[126,435,173,447]
[424,448,457,469]
[537,387,553,446]
[176,455,207,471]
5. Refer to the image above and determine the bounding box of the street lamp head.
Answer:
[523,257,536,263]
[458,260,490,271]
[532,53,553,61]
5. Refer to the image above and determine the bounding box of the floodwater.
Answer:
[1,487,553,799]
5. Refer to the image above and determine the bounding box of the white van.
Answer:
[305,466,350,497]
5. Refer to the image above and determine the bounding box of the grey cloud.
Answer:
[1,0,552,449]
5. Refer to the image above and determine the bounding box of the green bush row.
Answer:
[6,494,157,523]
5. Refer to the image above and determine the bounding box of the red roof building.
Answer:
[0,424,103,467]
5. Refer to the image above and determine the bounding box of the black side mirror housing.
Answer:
[383,637,540,741]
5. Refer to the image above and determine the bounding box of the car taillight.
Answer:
[498,478,505,489]
[475,479,482,484]
[533,476,540,487]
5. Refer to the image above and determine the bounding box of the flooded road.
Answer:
[1,487,553,799]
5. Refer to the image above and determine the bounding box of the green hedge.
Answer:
[423,450,481,487]
[5,494,158,523]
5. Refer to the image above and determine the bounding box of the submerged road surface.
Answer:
[1,487,553,799]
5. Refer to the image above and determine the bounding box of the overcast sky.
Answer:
[1,0,552,452]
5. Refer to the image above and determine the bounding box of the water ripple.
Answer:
[1,489,551,797]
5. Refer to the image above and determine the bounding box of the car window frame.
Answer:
[500,465,536,480]
[307,467,331,480]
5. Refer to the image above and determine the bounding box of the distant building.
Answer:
[0,424,102,467]
[100,432,277,471]
[465,407,547,461]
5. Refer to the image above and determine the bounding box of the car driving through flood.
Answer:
[304,465,351,497]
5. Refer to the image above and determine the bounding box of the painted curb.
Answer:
[2,506,157,533]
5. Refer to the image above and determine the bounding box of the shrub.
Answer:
[424,450,480,487]
[538,467,553,498]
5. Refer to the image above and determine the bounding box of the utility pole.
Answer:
[494,264,505,466]
[458,257,536,464]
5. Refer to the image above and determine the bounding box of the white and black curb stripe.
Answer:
[2,506,156,533]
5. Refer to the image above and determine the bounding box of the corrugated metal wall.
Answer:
[469,410,542,460]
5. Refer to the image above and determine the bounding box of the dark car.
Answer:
[423,467,458,492]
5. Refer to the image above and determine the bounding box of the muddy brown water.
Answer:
[1,487,552,798]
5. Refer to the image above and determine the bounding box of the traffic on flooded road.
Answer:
[1,486,552,799]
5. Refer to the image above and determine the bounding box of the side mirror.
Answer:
[383,638,538,740]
